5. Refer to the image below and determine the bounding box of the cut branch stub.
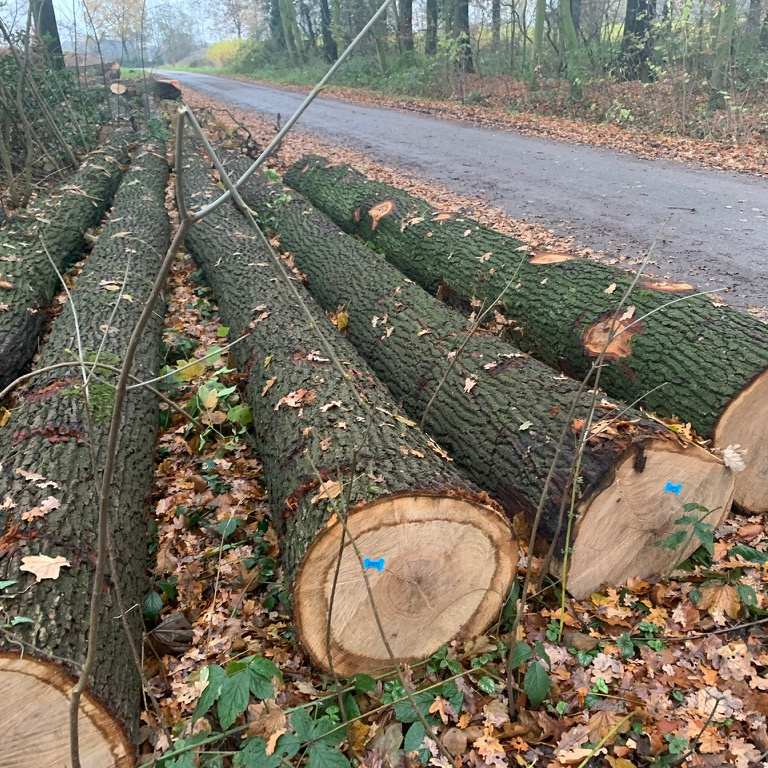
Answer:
[582,315,645,361]
[230,157,736,598]
[529,251,578,265]
[286,155,768,513]
[181,148,516,674]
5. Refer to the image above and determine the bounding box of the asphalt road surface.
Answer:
[164,70,768,310]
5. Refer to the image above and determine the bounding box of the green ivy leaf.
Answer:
[511,641,532,669]
[143,590,164,620]
[307,744,351,768]
[524,661,550,707]
[394,691,435,723]
[477,676,498,694]
[729,545,768,564]
[217,669,250,729]
[616,633,635,658]
[352,673,376,693]
[0,579,17,590]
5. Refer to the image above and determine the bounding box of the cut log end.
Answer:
[293,494,517,677]
[529,251,578,265]
[0,655,134,768]
[713,367,768,512]
[582,316,644,361]
[565,442,734,598]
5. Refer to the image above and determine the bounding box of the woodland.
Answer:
[0,0,767,767]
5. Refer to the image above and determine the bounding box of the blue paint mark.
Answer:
[364,557,385,571]
[665,482,682,495]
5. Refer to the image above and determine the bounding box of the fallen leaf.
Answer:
[311,480,342,505]
[464,377,477,393]
[19,554,71,582]
[619,305,636,321]
[262,377,277,396]
[21,496,60,522]
[605,283,617,294]
[697,582,741,620]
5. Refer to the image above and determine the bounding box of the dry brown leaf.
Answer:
[442,727,468,757]
[247,700,287,750]
[311,480,342,505]
[587,710,629,745]
[464,376,477,393]
[697,582,741,620]
[604,283,617,294]
[606,758,637,768]
[261,377,277,397]
[619,305,636,321]
[20,495,60,522]
[19,554,70,582]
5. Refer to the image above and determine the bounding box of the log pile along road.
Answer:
[162,70,768,311]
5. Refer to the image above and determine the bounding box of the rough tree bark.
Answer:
[0,134,131,392]
[32,0,64,68]
[425,0,438,55]
[620,0,655,81]
[453,0,474,72]
[318,0,338,61]
[231,157,736,598]
[180,150,516,676]
[0,140,170,768]
[398,0,414,51]
[285,156,768,514]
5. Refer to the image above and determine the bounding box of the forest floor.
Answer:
[130,96,768,768]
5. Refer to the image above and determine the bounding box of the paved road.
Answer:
[164,70,768,310]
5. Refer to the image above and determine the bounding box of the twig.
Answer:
[662,615,768,642]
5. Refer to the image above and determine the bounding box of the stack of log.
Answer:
[286,156,768,515]
[0,133,131,390]
[224,155,735,601]
[0,139,170,767]
[179,148,517,677]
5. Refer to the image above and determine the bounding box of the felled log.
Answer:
[153,79,182,101]
[231,157,736,598]
[0,134,131,391]
[286,156,768,514]
[180,149,516,676]
[0,140,170,767]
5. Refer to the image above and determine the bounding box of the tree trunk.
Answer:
[559,0,581,73]
[620,0,655,81]
[426,0,439,55]
[0,140,169,767]
[318,0,338,61]
[453,0,474,72]
[491,0,502,51]
[31,0,64,69]
[398,0,414,51]
[369,0,390,73]
[531,0,546,81]
[233,157,735,598]
[0,133,130,392]
[180,150,515,676]
[747,0,761,41]
[710,0,737,103]
[285,156,768,514]
[268,0,287,49]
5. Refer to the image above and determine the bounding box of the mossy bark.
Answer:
[285,156,768,443]
[180,150,505,585]
[0,139,170,748]
[231,159,719,575]
[0,134,131,391]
